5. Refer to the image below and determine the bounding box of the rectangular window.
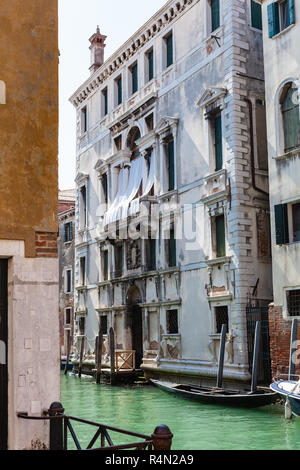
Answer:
[167,140,175,191]
[100,315,108,335]
[214,114,223,171]
[80,186,87,229]
[215,306,229,334]
[65,269,72,293]
[78,317,85,336]
[81,106,87,133]
[65,308,72,325]
[80,257,86,286]
[102,88,108,116]
[216,214,226,258]
[251,0,262,30]
[64,222,73,243]
[131,63,138,95]
[146,113,154,132]
[146,238,156,271]
[101,173,108,205]
[166,33,173,68]
[287,289,300,316]
[274,203,289,244]
[116,76,122,106]
[292,203,300,242]
[211,0,220,32]
[168,226,176,267]
[167,310,178,334]
[103,250,109,281]
[147,49,154,82]
[114,245,123,278]
[268,0,295,37]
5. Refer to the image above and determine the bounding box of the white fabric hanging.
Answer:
[128,149,156,217]
[104,168,127,225]
[121,158,144,219]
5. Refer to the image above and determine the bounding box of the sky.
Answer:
[58,0,167,190]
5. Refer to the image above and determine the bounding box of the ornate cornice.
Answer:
[69,0,199,108]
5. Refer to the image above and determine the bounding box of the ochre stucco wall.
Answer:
[0,0,58,257]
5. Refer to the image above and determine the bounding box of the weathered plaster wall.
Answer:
[0,0,58,257]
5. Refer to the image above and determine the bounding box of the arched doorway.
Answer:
[126,286,143,368]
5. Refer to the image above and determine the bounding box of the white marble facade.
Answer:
[71,0,273,385]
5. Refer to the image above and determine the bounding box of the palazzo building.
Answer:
[70,0,272,386]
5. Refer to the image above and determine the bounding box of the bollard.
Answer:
[151,425,173,450]
[48,402,65,450]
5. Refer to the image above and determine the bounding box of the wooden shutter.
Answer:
[215,114,223,171]
[132,63,138,94]
[69,222,73,241]
[275,204,289,244]
[117,245,123,275]
[103,88,108,115]
[169,227,176,267]
[288,0,295,25]
[103,251,108,280]
[211,0,220,32]
[117,77,122,105]
[251,0,262,30]
[168,140,175,191]
[268,2,280,37]
[166,34,173,67]
[148,49,154,81]
[150,238,156,270]
[216,215,225,258]
[63,224,67,243]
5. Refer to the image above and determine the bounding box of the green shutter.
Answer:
[117,245,123,275]
[132,63,138,94]
[104,251,108,280]
[215,114,223,171]
[251,0,262,30]
[166,34,173,67]
[275,204,289,244]
[69,222,73,241]
[288,0,295,25]
[148,49,154,81]
[150,239,156,270]
[117,77,122,105]
[104,88,108,115]
[211,0,220,32]
[168,140,175,191]
[169,228,176,267]
[63,224,67,243]
[268,2,280,37]
[216,215,225,258]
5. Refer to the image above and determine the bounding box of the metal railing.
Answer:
[18,402,173,451]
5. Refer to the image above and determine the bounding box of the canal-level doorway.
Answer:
[0,259,8,450]
[126,286,143,369]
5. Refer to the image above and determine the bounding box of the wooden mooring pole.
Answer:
[78,336,85,379]
[95,331,103,384]
[289,318,298,380]
[109,327,115,384]
[251,321,261,393]
[216,323,227,389]
[64,329,71,376]
[49,402,64,450]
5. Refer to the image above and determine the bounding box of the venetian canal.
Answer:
[61,373,300,450]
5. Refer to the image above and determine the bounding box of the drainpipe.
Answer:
[245,98,269,197]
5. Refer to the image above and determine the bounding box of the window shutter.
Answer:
[63,224,67,243]
[288,0,295,25]
[251,0,262,30]
[104,251,108,280]
[169,228,176,267]
[211,0,220,32]
[69,222,73,241]
[216,215,226,258]
[215,114,223,171]
[104,89,108,115]
[148,50,154,81]
[166,34,173,67]
[150,238,156,269]
[132,64,138,94]
[118,77,122,105]
[268,2,279,37]
[274,203,289,244]
[168,140,175,191]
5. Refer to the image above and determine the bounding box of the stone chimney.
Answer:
[89,26,107,74]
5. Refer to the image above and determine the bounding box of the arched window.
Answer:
[126,126,141,158]
[280,83,300,153]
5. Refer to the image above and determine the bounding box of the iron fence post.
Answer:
[49,402,65,450]
[151,425,173,450]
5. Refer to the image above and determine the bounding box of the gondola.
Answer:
[151,322,279,408]
[151,379,278,407]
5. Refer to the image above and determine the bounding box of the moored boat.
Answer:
[151,379,278,407]
[270,380,300,417]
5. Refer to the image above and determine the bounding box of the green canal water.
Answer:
[61,373,300,450]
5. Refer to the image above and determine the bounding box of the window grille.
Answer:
[287,290,300,317]
[167,310,178,334]
[215,306,229,333]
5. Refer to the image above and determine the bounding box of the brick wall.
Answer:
[268,304,300,379]
[35,232,58,258]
